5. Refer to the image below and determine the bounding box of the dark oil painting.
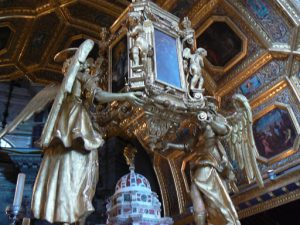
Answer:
[253,107,297,159]
[197,21,242,67]
[0,26,11,50]
[111,36,128,92]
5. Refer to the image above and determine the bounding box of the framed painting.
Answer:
[240,75,262,97]
[197,21,242,67]
[253,103,300,164]
[109,33,128,93]
[195,16,247,74]
[153,27,185,91]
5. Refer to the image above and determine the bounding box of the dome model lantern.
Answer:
[106,145,173,225]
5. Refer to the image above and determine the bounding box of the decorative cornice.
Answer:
[216,52,272,97]
[238,188,300,218]
[274,0,300,26]
[250,78,288,108]
[156,0,177,11]
[188,0,219,28]
[224,0,272,48]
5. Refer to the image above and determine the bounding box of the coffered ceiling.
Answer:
[0,0,299,97]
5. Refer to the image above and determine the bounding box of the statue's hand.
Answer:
[221,156,229,165]
[218,156,229,172]
[125,92,144,106]
[157,141,169,152]
[228,169,237,182]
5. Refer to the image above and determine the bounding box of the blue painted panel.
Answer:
[154,29,182,89]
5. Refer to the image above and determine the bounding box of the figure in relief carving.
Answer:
[128,12,150,67]
[183,47,207,97]
[162,95,263,225]
[0,39,143,225]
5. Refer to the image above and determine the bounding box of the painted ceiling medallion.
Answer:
[196,16,247,74]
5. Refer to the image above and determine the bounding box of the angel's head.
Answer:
[128,12,141,27]
[82,57,95,75]
[196,48,207,57]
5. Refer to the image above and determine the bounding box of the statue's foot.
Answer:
[194,212,206,225]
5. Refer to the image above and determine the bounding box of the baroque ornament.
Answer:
[0,1,264,225]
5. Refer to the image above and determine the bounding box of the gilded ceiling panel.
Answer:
[195,2,264,85]
[0,25,15,65]
[221,59,288,110]
[67,1,116,27]
[0,0,298,88]
[105,0,130,8]
[198,21,242,67]
[0,65,18,78]
[0,0,49,10]
[30,69,63,83]
[170,0,198,18]
[20,12,60,68]
[46,27,99,69]
[0,20,23,62]
[0,26,12,53]
[240,0,293,43]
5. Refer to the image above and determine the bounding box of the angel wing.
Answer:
[0,84,59,139]
[226,94,264,188]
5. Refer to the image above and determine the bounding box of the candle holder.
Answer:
[5,204,25,225]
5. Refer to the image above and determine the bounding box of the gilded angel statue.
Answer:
[0,39,143,225]
[162,94,263,225]
[183,47,207,96]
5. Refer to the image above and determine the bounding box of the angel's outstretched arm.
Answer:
[94,91,144,107]
[167,142,187,150]
[159,142,189,152]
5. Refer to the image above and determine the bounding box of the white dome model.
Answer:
[106,167,173,225]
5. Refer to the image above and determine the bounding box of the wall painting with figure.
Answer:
[253,106,298,161]
[111,35,128,92]
[240,75,262,97]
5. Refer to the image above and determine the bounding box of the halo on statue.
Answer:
[54,48,78,63]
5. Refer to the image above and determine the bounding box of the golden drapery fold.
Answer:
[192,166,240,225]
[32,145,99,224]
[52,95,104,151]
[32,89,104,224]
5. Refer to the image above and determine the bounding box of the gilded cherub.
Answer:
[183,47,207,95]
